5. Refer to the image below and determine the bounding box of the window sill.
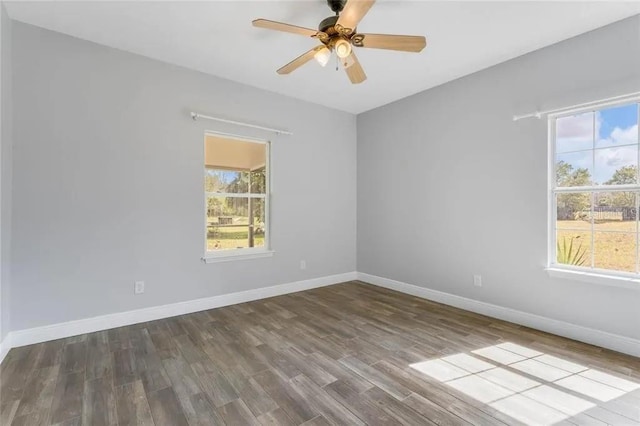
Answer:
[203,250,274,263]
[546,267,640,290]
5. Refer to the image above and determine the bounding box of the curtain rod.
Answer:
[512,91,640,122]
[191,112,292,136]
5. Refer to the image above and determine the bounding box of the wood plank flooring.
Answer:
[1,281,639,425]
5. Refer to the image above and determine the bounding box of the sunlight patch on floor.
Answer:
[410,358,468,381]
[447,374,513,403]
[492,394,569,425]
[440,353,494,374]
[409,342,640,425]
[579,368,640,392]
[473,345,526,364]
[511,358,573,382]
[555,375,626,402]
[477,367,540,392]
[523,385,596,416]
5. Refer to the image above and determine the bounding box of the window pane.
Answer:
[594,232,636,273]
[595,103,639,148]
[556,152,592,187]
[556,193,591,229]
[556,229,591,268]
[251,198,266,248]
[250,168,267,194]
[556,112,594,153]
[556,192,592,267]
[593,192,636,232]
[206,197,265,251]
[593,146,638,185]
[205,170,249,193]
[207,197,249,250]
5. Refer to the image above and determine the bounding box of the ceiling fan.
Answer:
[253,0,426,84]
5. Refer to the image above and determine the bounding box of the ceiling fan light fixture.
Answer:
[314,47,331,67]
[335,39,352,59]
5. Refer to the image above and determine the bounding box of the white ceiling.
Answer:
[6,1,640,114]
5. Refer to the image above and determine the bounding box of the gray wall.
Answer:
[0,3,12,342]
[7,14,640,340]
[358,15,640,339]
[10,22,357,331]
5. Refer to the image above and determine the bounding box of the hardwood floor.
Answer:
[1,281,639,425]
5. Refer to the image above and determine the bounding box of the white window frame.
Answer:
[202,131,273,263]
[547,96,640,289]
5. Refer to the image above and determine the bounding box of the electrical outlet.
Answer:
[300,260,307,270]
[134,281,145,295]
[473,275,482,287]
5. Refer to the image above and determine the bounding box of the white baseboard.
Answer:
[0,333,11,364]
[5,271,357,352]
[2,270,637,364]
[357,272,640,358]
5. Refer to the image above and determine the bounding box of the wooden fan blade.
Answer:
[253,19,319,38]
[336,0,376,34]
[354,33,426,52]
[277,46,326,75]
[342,51,367,84]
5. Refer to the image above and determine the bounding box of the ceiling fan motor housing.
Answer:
[327,0,346,14]
[319,16,339,34]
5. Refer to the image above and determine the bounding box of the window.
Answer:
[550,99,640,278]
[204,133,271,260]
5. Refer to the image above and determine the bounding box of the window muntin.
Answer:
[204,134,269,255]
[550,101,640,276]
